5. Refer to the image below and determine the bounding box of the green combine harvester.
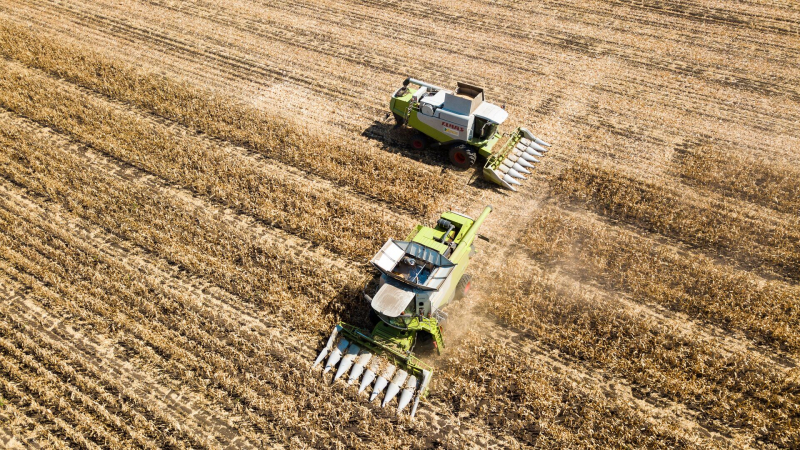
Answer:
[390,77,552,191]
[312,206,493,417]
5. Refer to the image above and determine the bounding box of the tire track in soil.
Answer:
[0,188,262,449]
[451,257,750,448]
[10,0,792,178]
[0,101,513,449]
[0,60,417,262]
[437,163,784,446]
[7,0,797,162]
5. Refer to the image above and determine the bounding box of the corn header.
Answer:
[312,206,493,417]
[390,78,552,191]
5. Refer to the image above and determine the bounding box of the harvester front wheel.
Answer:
[455,274,472,300]
[410,133,428,150]
[449,145,477,170]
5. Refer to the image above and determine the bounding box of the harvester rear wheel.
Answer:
[449,145,477,170]
[410,133,427,150]
[455,274,473,300]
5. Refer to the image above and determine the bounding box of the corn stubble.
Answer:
[552,161,800,281]
[1,10,798,449]
[0,20,455,217]
[0,126,421,448]
[483,252,799,447]
[0,59,403,262]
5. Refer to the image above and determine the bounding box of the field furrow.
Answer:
[20,0,800,133]
[480,254,800,446]
[525,203,800,355]
[0,292,246,449]
[0,358,97,450]
[0,198,263,448]
[0,0,797,446]
[552,161,800,282]
[0,108,512,447]
[0,18,456,217]
[0,59,413,262]
[0,194,416,447]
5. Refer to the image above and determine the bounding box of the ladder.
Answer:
[404,98,415,125]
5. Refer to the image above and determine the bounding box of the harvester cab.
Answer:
[390,77,552,191]
[312,206,493,417]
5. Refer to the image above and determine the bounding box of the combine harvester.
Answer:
[390,77,552,191]
[312,206,493,417]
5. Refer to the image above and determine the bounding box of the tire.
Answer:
[455,274,472,301]
[410,133,427,150]
[368,308,381,328]
[448,145,477,170]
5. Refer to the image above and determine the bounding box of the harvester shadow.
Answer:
[362,119,514,195]
[362,119,450,169]
[318,280,374,332]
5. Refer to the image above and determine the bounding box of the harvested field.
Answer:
[0,0,798,448]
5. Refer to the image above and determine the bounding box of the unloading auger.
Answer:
[389,78,552,191]
[312,206,493,417]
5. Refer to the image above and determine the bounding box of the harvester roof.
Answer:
[473,101,508,124]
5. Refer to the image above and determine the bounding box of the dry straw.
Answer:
[524,203,800,355]
[481,253,799,447]
[436,334,693,448]
[0,20,456,216]
[552,161,800,282]
[0,124,423,448]
[0,122,367,332]
[677,142,800,215]
[0,59,404,262]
